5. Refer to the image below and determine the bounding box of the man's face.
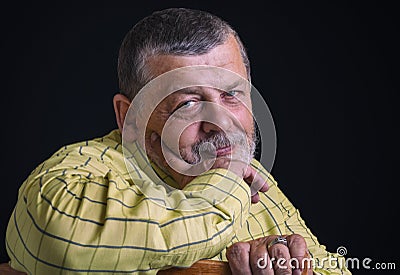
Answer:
[140,35,254,182]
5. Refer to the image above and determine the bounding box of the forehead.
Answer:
[146,35,247,81]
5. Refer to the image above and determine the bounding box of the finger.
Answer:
[266,235,292,275]
[249,238,274,275]
[243,166,269,195]
[301,250,313,275]
[226,242,252,275]
[285,234,311,275]
[259,182,269,192]
[251,192,260,204]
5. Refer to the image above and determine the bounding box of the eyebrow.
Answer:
[173,80,247,95]
[173,87,203,95]
[225,80,245,91]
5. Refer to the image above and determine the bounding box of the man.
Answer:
[5,8,350,274]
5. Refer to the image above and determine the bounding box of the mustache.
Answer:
[181,131,256,164]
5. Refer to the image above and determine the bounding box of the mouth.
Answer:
[215,146,232,157]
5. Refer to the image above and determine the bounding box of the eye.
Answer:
[222,90,242,104]
[172,100,199,115]
[179,100,196,109]
[225,90,238,97]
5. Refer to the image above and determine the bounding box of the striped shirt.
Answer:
[6,129,350,274]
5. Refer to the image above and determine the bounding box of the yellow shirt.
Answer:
[6,129,350,274]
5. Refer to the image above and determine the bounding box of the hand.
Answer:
[218,157,269,204]
[226,234,313,275]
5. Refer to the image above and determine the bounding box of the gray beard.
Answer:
[180,131,256,165]
[148,131,257,175]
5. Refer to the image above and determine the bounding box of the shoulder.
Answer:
[27,129,126,180]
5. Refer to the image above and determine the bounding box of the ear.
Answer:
[113,93,131,132]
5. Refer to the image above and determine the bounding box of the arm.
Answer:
[6,148,252,274]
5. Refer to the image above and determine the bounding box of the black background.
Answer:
[0,1,398,274]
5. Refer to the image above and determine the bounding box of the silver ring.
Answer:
[268,236,288,249]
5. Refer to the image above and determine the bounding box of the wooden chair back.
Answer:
[0,261,232,275]
[158,260,232,275]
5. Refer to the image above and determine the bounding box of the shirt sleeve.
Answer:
[6,151,251,274]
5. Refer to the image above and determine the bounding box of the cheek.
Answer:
[234,108,254,136]
[145,112,166,139]
[178,123,201,149]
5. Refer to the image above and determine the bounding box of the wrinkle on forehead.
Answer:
[146,35,247,80]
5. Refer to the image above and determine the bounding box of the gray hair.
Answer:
[117,8,251,100]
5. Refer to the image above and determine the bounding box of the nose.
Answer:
[201,103,233,134]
